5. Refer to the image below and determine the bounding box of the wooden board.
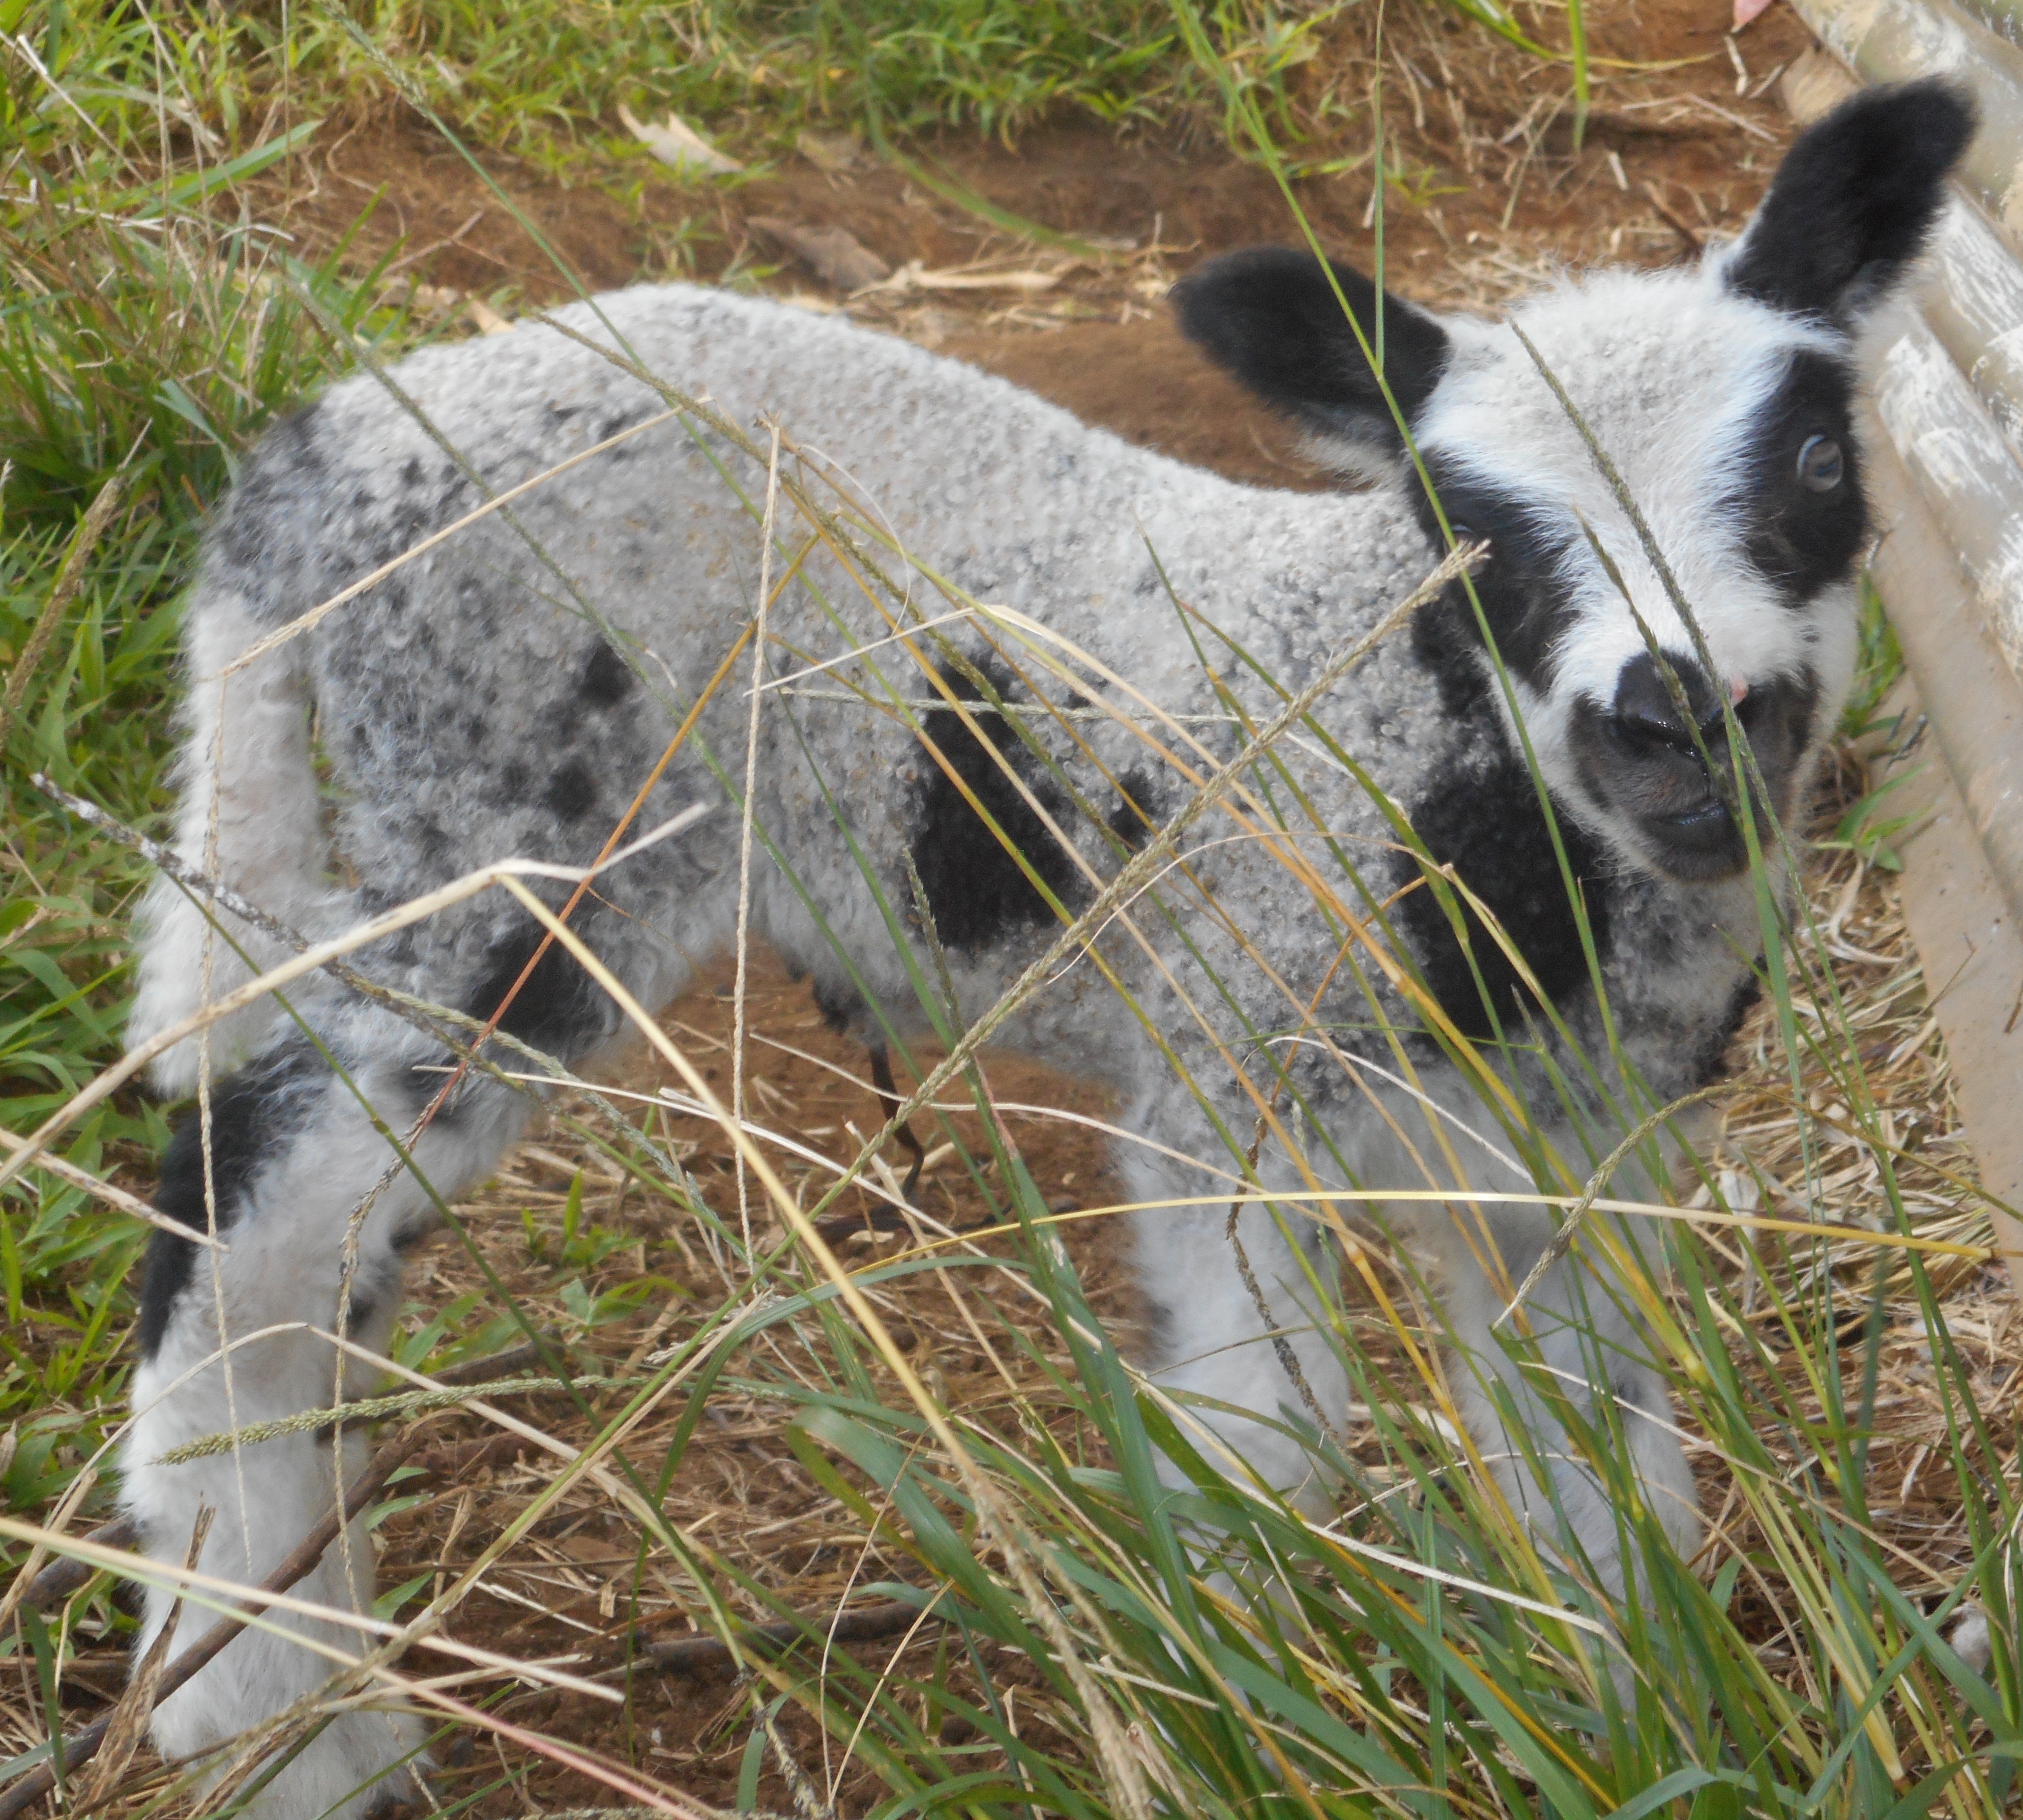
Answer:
[1870,676,2023,1296]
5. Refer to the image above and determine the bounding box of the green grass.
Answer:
[6,6,2016,1820]
[0,0,414,1538]
[11,0,1356,176]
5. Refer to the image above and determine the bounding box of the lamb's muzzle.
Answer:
[1569,653,1822,882]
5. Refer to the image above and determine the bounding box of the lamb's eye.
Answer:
[1796,434,1843,493]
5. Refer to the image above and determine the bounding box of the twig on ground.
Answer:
[17,1353,550,1612]
[432,1336,568,1387]
[601,1600,946,1678]
[1642,180,1703,253]
[17,1516,139,1613]
[866,1044,928,1202]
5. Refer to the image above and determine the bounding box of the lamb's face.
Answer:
[1175,79,1974,888]
[1412,274,1865,883]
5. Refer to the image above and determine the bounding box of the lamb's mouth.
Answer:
[1636,795,1747,882]
[1567,653,1821,886]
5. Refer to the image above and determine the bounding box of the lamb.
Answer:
[106,80,1970,1819]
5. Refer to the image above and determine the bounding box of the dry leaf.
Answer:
[466,297,514,336]
[749,217,891,292]
[797,129,863,174]
[618,102,742,177]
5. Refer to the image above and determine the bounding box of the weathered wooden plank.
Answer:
[1785,0,2023,246]
[1869,676,2023,1297]
[1861,387,2023,929]
[1873,307,2023,683]
[1777,19,2023,1298]
[1922,196,2023,467]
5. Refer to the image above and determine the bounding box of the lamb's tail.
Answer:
[127,588,351,1096]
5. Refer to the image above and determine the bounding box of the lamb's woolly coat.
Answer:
[143,274,1779,1136]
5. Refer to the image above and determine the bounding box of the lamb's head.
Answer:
[1176,80,1974,885]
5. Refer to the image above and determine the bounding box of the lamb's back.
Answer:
[186,283,1480,1068]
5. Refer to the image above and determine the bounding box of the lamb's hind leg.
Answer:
[125,1003,531,1820]
[128,595,345,1098]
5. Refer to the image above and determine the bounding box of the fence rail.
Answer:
[1778,30,2023,1290]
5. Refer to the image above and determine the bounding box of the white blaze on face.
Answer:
[1412,262,1855,787]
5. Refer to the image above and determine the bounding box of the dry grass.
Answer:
[9,731,1999,1819]
[392,746,2013,1812]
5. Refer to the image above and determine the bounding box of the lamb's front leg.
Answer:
[127,1025,529,1820]
[1433,1198,1701,1603]
[1130,1189,1349,1522]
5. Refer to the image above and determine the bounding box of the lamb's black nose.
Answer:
[1610,651,1722,750]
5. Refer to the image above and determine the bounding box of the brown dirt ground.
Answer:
[26,3,2017,1813]
[265,0,1820,488]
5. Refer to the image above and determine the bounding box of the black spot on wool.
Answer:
[579,640,637,706]
[545,758,600,823]
[1107,767,1164,852]
[810,973,864,1035]
[1408,461,1579,702]
[908,678,1084,952]
[211,400,325,579]
[1391,751,1612,1043]
[1729,349,1867,607]
[138,1041,328,1360]
[467,919,617,1057]
[598,404,651,442]
[1686,970,1765,1087]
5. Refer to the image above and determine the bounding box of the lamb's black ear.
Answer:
[1725,79,1975,321]
[1171,247,1451,473]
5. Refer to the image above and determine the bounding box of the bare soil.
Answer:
[269,0,1819,487]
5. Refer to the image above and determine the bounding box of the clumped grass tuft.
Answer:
[27,0,1356,167]
[265,0,1351,151]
